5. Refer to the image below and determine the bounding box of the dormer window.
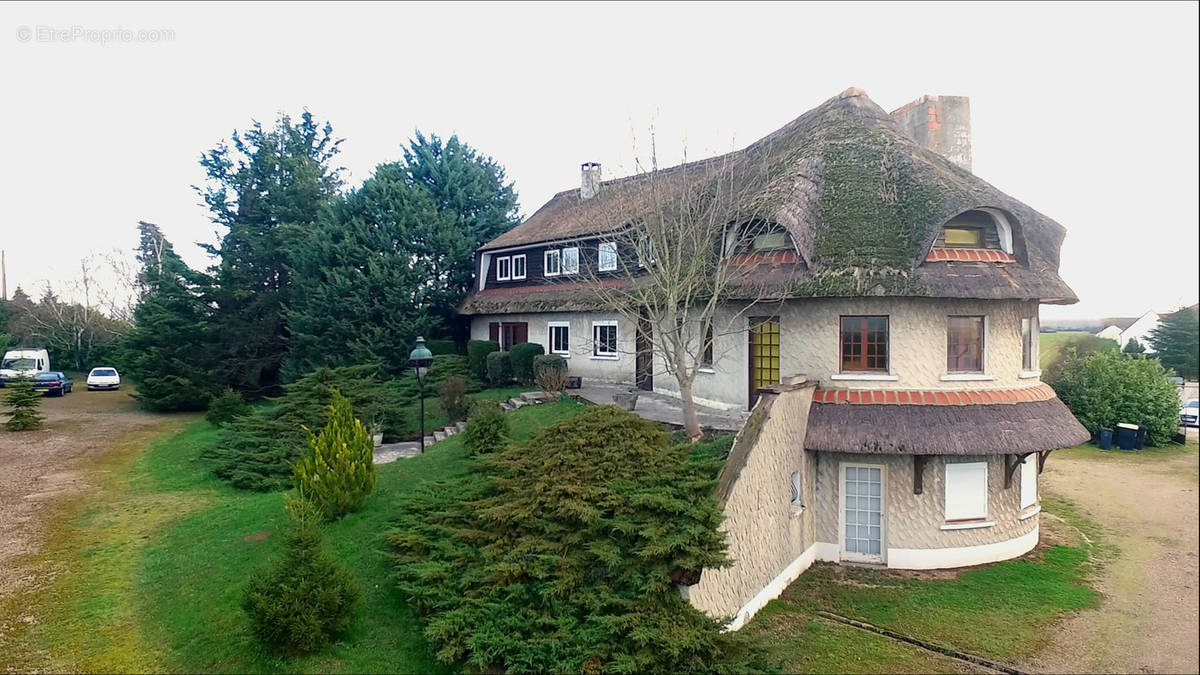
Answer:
[935,209,1014,255]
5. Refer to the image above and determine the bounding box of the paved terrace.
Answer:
[573,382,750,432]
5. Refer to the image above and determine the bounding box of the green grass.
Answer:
[392,385,530,438]
[744,498,1103,671]
[3,398,586,673]
[1038,331,1093,370]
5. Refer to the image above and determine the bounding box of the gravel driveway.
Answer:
[1024,445,1199,674]
[0,388,185,600]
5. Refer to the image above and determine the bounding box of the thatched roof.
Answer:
[804,397,1090,455]
[475,87,1078,305]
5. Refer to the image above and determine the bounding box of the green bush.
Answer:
[292,390,376,520]
[485,350,513,386]
[3,378,45,431]
[388,406,757,673]
[509,342,545,385]
[1043,334,1118,382]
[532,353,567,375]
[1122,337,1146,355]
[243,496,360,653]
[467,340,500,380]
[461,400,509,454]
[427,339,460,356]
[438,376,469,423]
[206,387,251,426]
[1051,350,1180,445]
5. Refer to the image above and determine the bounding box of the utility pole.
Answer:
[1,249,7,301]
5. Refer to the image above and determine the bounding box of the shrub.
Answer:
[485,350,513,386]
[206,387,251,426]
[509,342,545,385]
[1052,350,1180,445]
[533,354,569,394]
[1042,334,1118,381]
[388,406,756,673]
[243,496,360,653]
[438,376,469,423]
[427,339,460,356]
[1122,337,1146,355]
[292,390,376,520]
[467,340,500,381]
[461,400,509,455]
[3,378,45,431]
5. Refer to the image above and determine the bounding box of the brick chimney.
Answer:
[580,162,601,200]
[890,95,972,172]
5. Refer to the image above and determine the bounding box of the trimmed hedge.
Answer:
[485,350,513,386]
[532,354,567,375]
[509,342,545,384]
[468,340,500,380]
[427,339,461,356]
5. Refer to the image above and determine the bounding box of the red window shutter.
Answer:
[489,322,500,343]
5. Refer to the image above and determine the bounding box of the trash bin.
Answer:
[1098,428,1114,450]
[1134,425,1147,450]
[1116,423,1138,450]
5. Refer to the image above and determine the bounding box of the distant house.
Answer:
[1042,313,1162,352]
[1109,311,1161,352]
[459,88,1089,629]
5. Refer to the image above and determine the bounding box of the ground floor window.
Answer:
[1020,457,1038,509]
[549,322,570,355]
[592,321,618,358]
[944,461,988,521]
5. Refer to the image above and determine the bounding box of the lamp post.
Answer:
[409,336,434,453]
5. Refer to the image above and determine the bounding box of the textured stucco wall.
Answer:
[654,298,1042,410]
[813,451,1040,557]
[687,385,817,619]
[470,312,635,384]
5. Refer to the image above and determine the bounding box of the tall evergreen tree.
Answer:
[197,112,343,397]
[123,222,218,411]
[1147,305,1200,380]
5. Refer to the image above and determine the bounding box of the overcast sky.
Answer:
[2,1,1197,319]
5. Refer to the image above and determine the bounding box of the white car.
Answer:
[1181,399,1199,427]
[86,367,122,391]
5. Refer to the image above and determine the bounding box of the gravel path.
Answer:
[0,389,183,600]
[1025,446,1199,674]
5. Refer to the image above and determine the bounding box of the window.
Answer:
[511,254,526,280]
[752,231,790,251]
[549,322,570,356]
[544,250,561,277]
[593,321,618,358]
[790,471,803,509]
[637,238,655,267]
[598,242,617,272]
[496,256,512,281]
[700,322,714,369]
[944,461,988,522]
[1021,316,1038,371]
[490,321,528,351]
[947,316,985,373]
[944,227,983,247]
[840,316,888,372]
[1020,457,1038,510]
[562,247,580,275]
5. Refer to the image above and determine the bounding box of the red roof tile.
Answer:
[813,384,1056,406]
[925,248,1017,263]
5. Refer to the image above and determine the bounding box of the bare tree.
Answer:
[571,134,798,441]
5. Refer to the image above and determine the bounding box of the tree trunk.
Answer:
[677,376,703,443]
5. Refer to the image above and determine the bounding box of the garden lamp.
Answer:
[409,336,434,453]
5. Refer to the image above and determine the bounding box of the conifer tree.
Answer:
[1147,305,1199,379]
[3,378,45,431]
[292,389,375,520]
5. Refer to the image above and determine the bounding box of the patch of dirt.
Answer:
[1023,449,1200,674]
[243,531,272,542]
[0,390,178,599]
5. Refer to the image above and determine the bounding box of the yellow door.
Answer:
[749,317,780,406]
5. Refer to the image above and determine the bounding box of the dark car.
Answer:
[31,371,73,396]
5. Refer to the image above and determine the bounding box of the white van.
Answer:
[1,348,51,383]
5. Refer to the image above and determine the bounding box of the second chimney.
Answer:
[580,162,601,199]
[889,95,972,172]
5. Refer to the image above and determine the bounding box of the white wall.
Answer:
[1120,312,1161,352]
[469,312,636,384]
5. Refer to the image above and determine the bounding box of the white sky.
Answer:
[2,1,1197,319]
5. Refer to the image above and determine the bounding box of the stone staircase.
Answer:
[374,394,549,465]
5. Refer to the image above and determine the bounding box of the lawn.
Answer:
[2,396,586,673]
[1038,331,1117,370]
[743,497,1103,673]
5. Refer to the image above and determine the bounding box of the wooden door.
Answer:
[748,316,780,407]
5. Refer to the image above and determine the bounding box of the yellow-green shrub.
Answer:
[291,390,375,520]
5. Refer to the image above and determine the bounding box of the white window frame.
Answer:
[598,242,617,272]
[496,256,511,281]
[511,254,526,280]
[1020,456,1038,510]
[789,470,804,513]
[544,250,561,277]
[562,246,580,275]
[838,462,886,563]
[943,460,990,525]
[548,321,570,357]
[592,320,618,359]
